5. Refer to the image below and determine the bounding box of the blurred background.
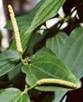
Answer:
[0,0,38,51]
[0,0,83,102]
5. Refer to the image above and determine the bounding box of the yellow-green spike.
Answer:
[36,78,81,89]
[8,5,23,54]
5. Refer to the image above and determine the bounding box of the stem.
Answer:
[28,84,37,91]
[8,5,23,54]
[21,84,37,95]
[21,85,28,95]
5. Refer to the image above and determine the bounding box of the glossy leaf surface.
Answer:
[47,27,83,78]
[22,48,81,91]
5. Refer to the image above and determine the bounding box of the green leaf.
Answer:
[24,0,66,49]
[0,88,20,102]
[48,27,83,78]
[22,48,81,91]
[0,88,30,102]
[46,32,68,57]
[7,0,66,50]
[28,0,66,32]
[16,94,30,102]
[59,27,83,78]
[0,50,20,77]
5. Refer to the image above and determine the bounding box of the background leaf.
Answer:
[46,27,83,78]
[7,0,66,50]
[46,32,68,57]
[60,27,83,78]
